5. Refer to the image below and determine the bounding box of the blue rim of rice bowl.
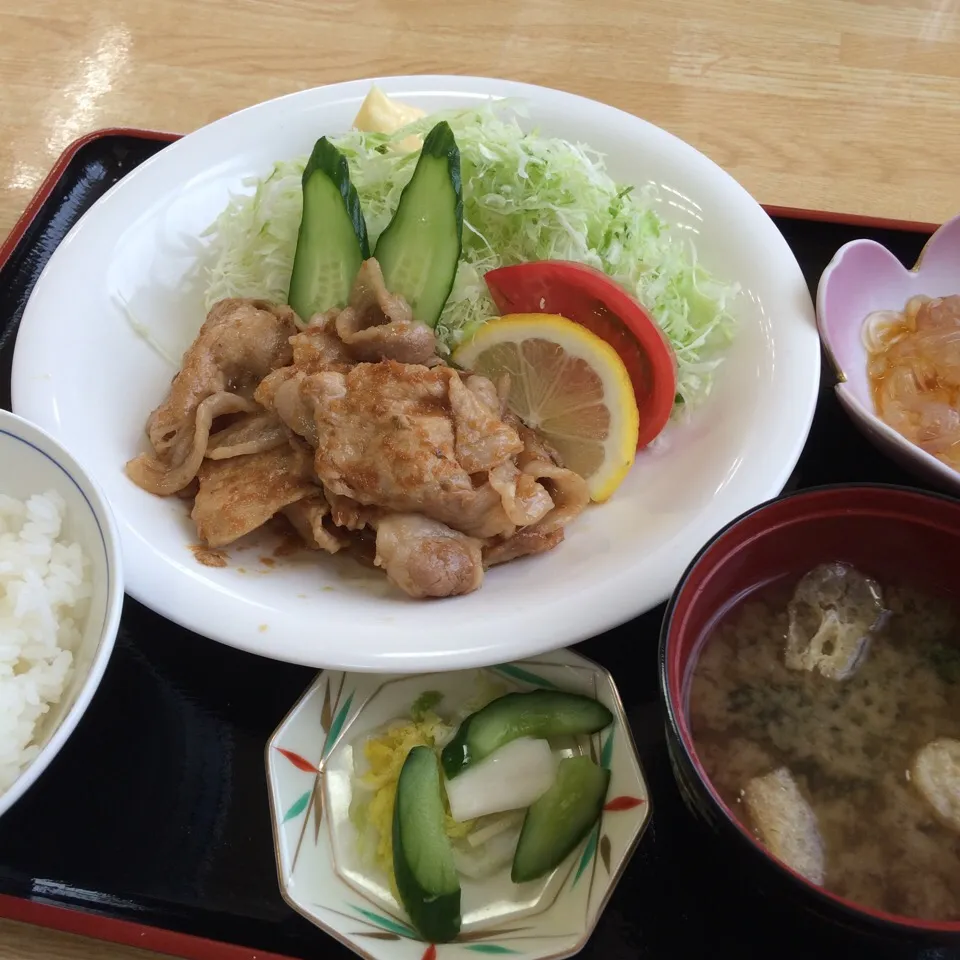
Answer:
[1,427,111,589]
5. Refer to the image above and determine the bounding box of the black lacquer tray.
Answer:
[0,130,952,960]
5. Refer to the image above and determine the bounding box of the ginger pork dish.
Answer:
[126,261,588,599]
[123,88,738,599]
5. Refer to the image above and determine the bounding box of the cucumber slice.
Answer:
[392,745,461,943]
[287,137,370,320]
[374,120,463,328]
[511,755,610,884]
[441,691,613,780]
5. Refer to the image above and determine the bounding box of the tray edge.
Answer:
[0,127,180,270]
[0,893,297,960]
[0,124,943,960]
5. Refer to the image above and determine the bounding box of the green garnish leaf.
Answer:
[411,690,444,722]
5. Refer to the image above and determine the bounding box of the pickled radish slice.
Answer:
[444,737,556,822]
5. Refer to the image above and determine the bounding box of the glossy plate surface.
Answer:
[11,76,819,670]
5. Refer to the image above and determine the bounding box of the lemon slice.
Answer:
[453,313,640,501]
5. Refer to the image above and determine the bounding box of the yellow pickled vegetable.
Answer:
[350,677,513,890]
[352,710,474,888]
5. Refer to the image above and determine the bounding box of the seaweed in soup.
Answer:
[689,572,960,922]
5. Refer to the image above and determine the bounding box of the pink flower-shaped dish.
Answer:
[817,213,960,493]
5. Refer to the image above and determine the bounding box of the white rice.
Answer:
[0,490,91,793]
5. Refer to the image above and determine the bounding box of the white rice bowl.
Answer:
[0,409,122,818]
[0,490,91,792]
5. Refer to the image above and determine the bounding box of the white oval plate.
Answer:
[11,76,819,672]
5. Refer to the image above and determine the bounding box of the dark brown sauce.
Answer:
[189,545,228,568]
[273,534,306,558]
[689,576,960,921]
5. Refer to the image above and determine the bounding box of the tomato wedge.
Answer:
[484,261,678,450]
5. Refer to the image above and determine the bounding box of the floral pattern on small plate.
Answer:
[265,649,651,960]
[816,212,960,492]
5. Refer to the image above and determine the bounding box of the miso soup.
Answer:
[688,563,960,921]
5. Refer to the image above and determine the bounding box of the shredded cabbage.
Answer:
[198,103,739,406]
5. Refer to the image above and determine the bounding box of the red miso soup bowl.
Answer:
[659,484,960,949]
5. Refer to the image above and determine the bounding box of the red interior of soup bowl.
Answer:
[663,484,960,934]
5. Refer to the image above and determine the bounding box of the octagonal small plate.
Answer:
[266,649,651,960]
